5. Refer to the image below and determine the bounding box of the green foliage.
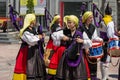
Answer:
[26,0,35,14]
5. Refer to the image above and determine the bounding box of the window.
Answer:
[0,2,6,17]
[64,2,88,18]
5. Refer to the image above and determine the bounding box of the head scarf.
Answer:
[63,15,69,28]
[82,11,93,23]
[19,14,36,37]
[67,15,79,28]
[50,15,60,28]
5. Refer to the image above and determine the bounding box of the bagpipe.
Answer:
[65,30,83,67]
[79,2,103,28]
[92,3,103,28]
[9,4,44,35]
[78,2,87,29]
[44,7,53,31]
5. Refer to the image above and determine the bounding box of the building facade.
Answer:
[48,0,120,29]
[0,0,120,29]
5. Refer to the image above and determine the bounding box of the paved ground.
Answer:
[0,43,20,80]
[0,43,119,80]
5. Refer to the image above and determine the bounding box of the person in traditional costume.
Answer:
[12,13,46,80]
[44,14,61,66]
[2,21,7,32]
[63,15,69,28]
[98,3,119,80]
[79,11,103,80]
[44,14,61,56]
[55,15,91,80]
[46,15,70,80]
[44,14,64,80]
[102,3,119,45]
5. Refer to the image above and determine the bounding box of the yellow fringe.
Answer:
[12,73,26,80]
[88,78,91,80]
[48,68,56,75]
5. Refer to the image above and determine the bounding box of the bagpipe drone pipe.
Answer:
[9,4,22,31]
[44,7,53,31]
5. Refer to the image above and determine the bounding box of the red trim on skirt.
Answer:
[84,55,90,78]
[49,46,66,69]
[14,46,28,74]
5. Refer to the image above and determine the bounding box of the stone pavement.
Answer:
[0,43,20,80]
[0,43,119,80]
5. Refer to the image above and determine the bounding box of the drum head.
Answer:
[109,49,120,57]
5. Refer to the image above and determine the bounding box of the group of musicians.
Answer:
[12,2,120,80]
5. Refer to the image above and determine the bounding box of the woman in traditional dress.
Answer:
[44,14,61,67]
[44,14,65,80]
[55,15,90,80]
[80,11,103,80]
[13,13,46,80]
[45,15,71,80]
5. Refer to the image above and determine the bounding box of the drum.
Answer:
[89,42,103,59]
[108,38,120,57]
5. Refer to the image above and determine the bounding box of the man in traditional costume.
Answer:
[99,3,119,80]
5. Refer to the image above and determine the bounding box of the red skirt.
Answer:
[14,45,28,74]
[46,39,66,75]
[49,46,66,69]
[13,44,47,80]
[13,45,28,80]
[46,39,59,51]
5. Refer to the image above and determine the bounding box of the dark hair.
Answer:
[105,2,112,15]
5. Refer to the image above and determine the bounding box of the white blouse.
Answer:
[51,30,64,46]
[83,29,103,49]
[21,31,40,46]
[106,21,118,39]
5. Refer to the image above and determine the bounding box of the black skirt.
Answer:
[56,52,87,80]
[27,46,47,80]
